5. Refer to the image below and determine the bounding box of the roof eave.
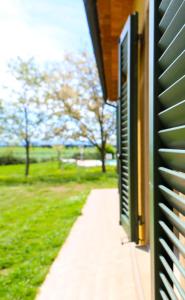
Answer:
[83,0,107,101]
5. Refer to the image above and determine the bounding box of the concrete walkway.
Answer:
[36,189,151,300]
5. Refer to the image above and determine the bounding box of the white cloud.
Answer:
[0,1,65,63]
[0,0,91,64]
[0,0,92,98]
[0,0,65,92]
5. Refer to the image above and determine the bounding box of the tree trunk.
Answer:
[100,146,106,173]
[57,150,61,169]
[25,139,30,177]
[98,116,106,173]
[24,106,30,177]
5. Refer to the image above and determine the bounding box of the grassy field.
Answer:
[0,162,117,300]
[0,146,101,162]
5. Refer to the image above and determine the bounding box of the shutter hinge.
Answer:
[137,33,143,43]
[138,215,144,225]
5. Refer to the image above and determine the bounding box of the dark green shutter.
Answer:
[117,13,138,243]
[150,0,185,299]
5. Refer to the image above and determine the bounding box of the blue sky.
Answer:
[0,0,93,85]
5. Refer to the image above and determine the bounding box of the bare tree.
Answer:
[54,52,116,172]
[4,57,45,176]
[40,63,75,165]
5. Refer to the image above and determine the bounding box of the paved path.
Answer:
[36,189,150,300]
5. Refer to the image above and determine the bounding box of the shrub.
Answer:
[72,150,100,160]
[0,156,38,165]
[105,144,116,155]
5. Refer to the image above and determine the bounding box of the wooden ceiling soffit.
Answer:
[96,0,132,101]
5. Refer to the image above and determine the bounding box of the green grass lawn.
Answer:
[0,162,117,300]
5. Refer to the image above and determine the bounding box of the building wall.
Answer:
[95,0,151,244]
[132,0,150,244]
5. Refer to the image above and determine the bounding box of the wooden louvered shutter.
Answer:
[117,13,138,243]
[150,0,185,299]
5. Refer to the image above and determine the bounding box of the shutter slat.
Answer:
[122,119,127,127]
[121,147,128,152]
[159,24,185,70]
[160,290,170,300]
[121,134,128,141]
[122,198,129,206]
[121,88,127,98]
[122,177,128,184]
[159,221,185,257]
[159,1,185,48]
[122,195,129,204]
[159,185,185,215]
[121,114,128,122]
[121,126,128,132]
[122,165,128,171]
[123,208,129,218]
[159,125,185,148]
[122,190,128,199]
[159,256,185,299]
[159,0,171,14]
[151,2,185,298]
[121,171,128,178]
[159,238,185,278]
[121,106,128,114]
[118,13,138,243]
[121,150,128,156]
[159,50,185,89]
[123,202,129,211]
[158,75,185,108]
[121,90,127,100]
[159,203,185,235]
[159,167,185,194]
[159,0,183,32]
[121,141,128,147]
[121,100,127,110]
[159,99,185,127]
[122,183,129,191]
[159,273,178,300]
[121,133,128,138]
[159,149,185,171]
